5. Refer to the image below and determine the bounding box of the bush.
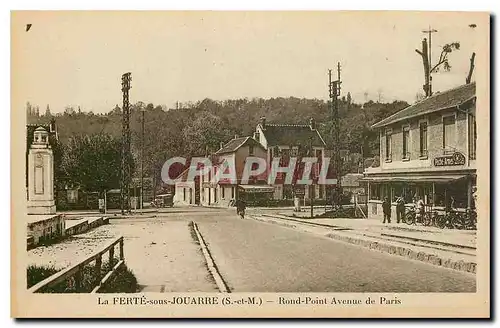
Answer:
[27,259,138,293]
[27,264,60,289]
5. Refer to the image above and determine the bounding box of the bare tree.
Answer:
[416,38,460,97]
[466,52,476,84]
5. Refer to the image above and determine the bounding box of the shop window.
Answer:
[443,115,456,153]
[419,122,428,158]
[402,125,410,160]
[468,113,476,160]
[385,129,392,161]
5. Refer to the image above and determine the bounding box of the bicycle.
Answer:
[404,206,432,226]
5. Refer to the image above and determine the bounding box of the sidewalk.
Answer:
[28,219,219,293]
[250,213,477,274]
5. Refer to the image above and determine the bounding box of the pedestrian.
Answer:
[382,197,391,224]
[396,195,405,223]
[236,198,246,219]
[472,186,477,210]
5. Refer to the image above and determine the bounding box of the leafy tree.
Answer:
[61,133,134,193]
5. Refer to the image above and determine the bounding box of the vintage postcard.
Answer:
[11,11,490,318]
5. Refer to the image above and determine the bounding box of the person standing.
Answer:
[382,197,391,224]
[396,195,405,223]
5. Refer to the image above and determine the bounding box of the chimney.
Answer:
[220,141,224,149]
[234,134,239,139]
[260,116,266,129]
[309,117,316,130]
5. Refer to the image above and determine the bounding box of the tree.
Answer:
[45,104,52,117]
[61,133,134,193]
[416,38,460,97]
[466,52,476,84]
[346,92,352,105]
[182,111,234,156]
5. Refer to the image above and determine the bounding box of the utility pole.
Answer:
[328,63,342,208]
[141,105,145,214]
[423,26,438,95]
[309,137,314,219]
[120,72,132,215]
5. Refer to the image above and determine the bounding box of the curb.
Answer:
[191,222,230,293]
[250,215,476,275]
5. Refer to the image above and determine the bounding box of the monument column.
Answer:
[27,127,56,215]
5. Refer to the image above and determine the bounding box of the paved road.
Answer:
[182,208,477,293]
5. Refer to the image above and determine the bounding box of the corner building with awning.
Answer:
[363,83,477,220]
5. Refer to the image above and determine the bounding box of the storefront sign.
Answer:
[433,152,466,167]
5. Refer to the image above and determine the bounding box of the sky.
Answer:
[12,11,486,114]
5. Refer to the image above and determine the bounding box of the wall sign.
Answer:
[433,152,466,166]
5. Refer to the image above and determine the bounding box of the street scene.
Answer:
[17,11,485,298]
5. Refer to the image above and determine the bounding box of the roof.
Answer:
[215,136,264,155]
[259,123,326,147]
[372,82,476,129]
[238,185,275,193]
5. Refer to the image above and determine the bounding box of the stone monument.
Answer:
[27,127,56,214]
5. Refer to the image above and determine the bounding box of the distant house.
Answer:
[202,136,270,206]
[341,173,366,203]
[254,117,328,200]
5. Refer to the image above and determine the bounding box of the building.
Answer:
[363,82,477,220]
[254,117,328,200]
[202,136,270,207]
[341,173,366,203]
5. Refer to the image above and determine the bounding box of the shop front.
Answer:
[238,185,275,206]
[364,170,476,220]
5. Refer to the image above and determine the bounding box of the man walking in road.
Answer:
[236,198,246,219]
[382,197,391,224]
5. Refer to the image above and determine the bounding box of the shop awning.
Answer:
[238,185,275,193]
[360,174,469,183]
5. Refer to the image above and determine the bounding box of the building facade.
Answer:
[254,117,328,200]
[363,83,477,220]
[201,136,269,207]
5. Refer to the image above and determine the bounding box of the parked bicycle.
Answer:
[404,205,432,226]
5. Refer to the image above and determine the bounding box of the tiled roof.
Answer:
[372,82,476,129]
[260,124,326,147]
[215,136,263,155]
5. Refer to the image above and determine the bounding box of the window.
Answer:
[231,187,235,199]
[385,129,392,161]
[419,122,428,158]
[183,188,186,201]
[290,147,298,157]
[249,145,254,156]
[222,187,225,199]
[402,125,410,160]
[468,113,476,160]
[443,115,456,153]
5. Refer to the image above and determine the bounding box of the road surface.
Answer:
[189,207,476,292]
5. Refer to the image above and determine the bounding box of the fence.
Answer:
[28,236,125,294]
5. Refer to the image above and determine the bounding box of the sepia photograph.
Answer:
[10,10,490,318]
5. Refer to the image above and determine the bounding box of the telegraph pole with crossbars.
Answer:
[120,72,132,215]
